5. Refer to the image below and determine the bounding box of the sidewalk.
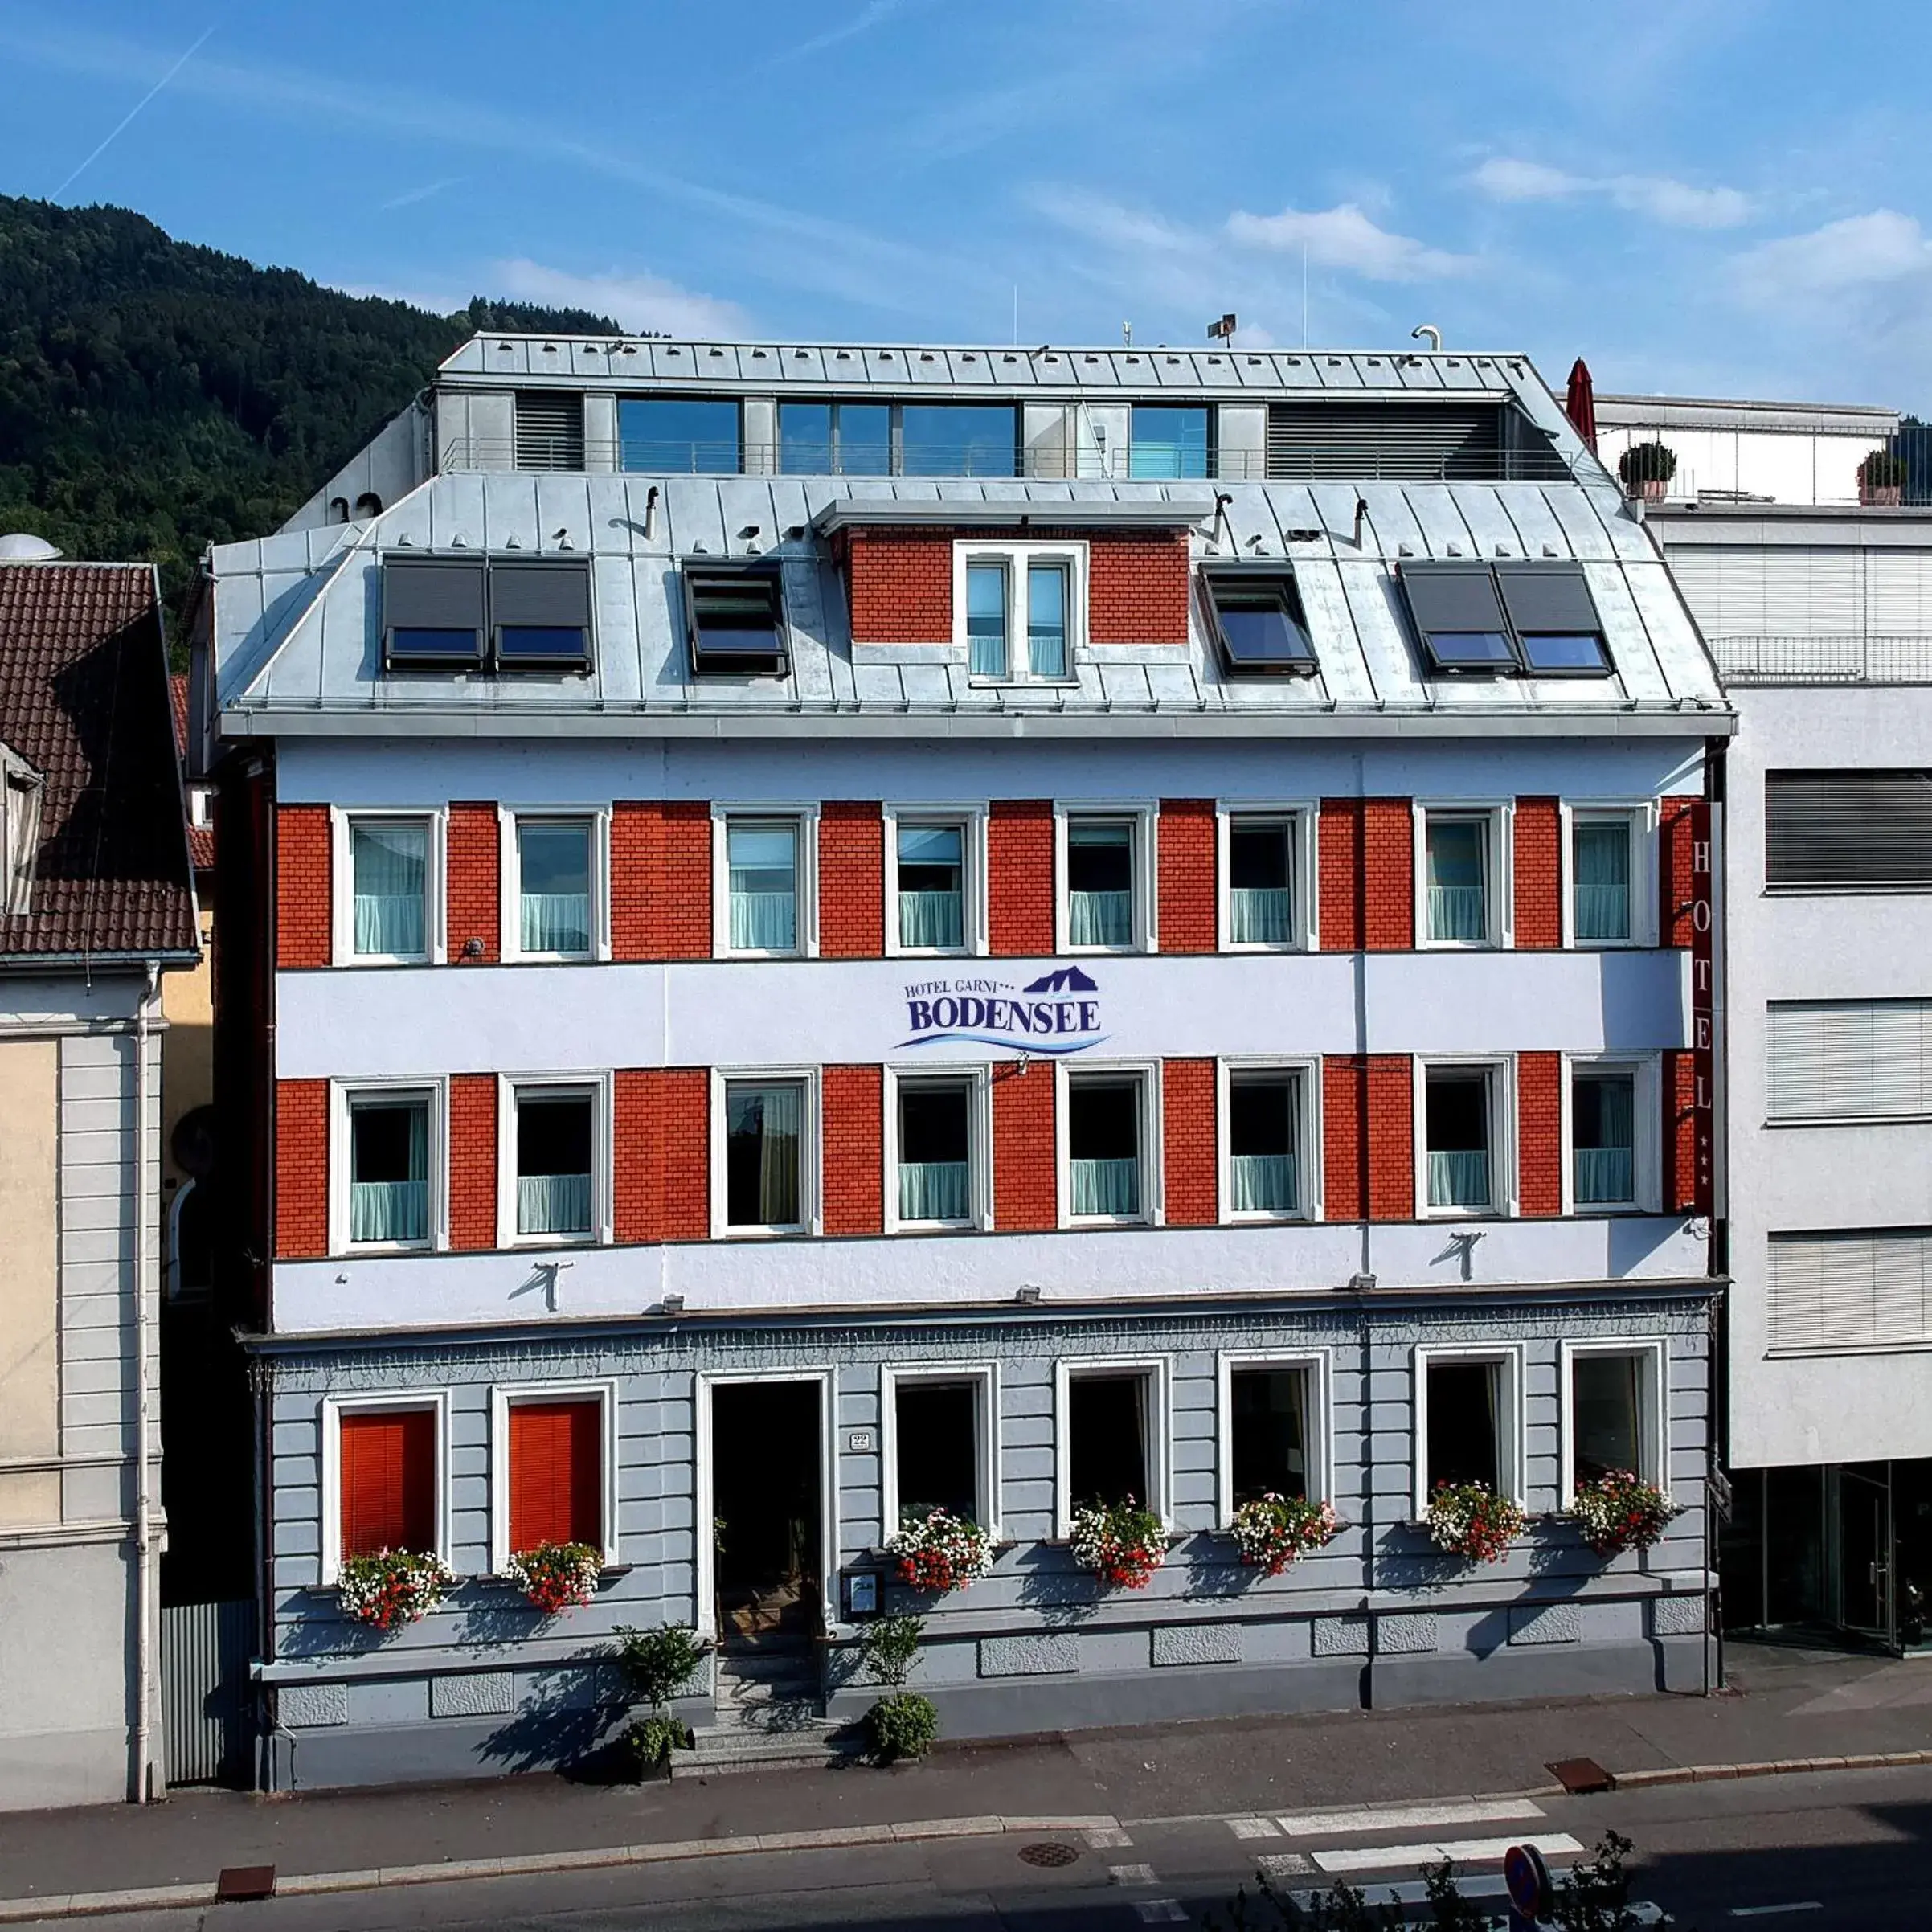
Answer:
[3,1640,1927,1911]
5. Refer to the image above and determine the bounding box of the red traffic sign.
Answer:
[1504,1842,1553,1920]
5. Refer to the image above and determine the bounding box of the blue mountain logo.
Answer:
[1021,965,1099,994]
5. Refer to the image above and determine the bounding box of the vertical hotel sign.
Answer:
[1688,800,1716,1215]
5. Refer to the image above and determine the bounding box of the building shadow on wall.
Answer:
[479,1665,630,1779]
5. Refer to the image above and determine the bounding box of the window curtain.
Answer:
[521,893,591,953]
[727,825,797,952]
[1427,1148,1491,1210]
[1574,822,1631,942]
[966,563,1009,678]
[352,822,428,956]
[518,1173,592,1236]
[1027,563,1068,679]
[350,1105,428,1243]
[1230,887,1293,944]
[1575,1077,1636,1204]
[1231,1152,1296,1214]
[731,1083,801,1225]
[897,824,964,948]
[1072,1156,1140,1216]
[1426,821,1487,942]
[898,1160,970,1222]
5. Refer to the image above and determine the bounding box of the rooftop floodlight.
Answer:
[1208,313,1237,342]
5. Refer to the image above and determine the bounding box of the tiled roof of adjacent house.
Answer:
[169,671,215,874]
[0,563,197,960]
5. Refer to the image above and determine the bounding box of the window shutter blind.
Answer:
[383,559,486,630]
[1398,564,1510,635]
[514,391,585,470]
[340,1409,436,1557]
[1495,564,1601,634]
[1867,552,1932,634]
[1664,546,1862,640]
[489,561,591,628]
[508,1399,602,1552]
[1766,770,1932,886]
[1770,1230,1932,1351]
[1266,403,1529,479]
[1768,1000,1932,1119]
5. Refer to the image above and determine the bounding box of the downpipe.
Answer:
[134,961,159,1802]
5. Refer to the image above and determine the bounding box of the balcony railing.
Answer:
[1711,634,1932,685]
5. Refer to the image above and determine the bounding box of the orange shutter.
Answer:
[340,1409,436,1557]
[509,1400,604,1553]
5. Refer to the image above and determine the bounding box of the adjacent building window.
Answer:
[1766,771,1932,889]
[347,1091,432,1247]
[1421,809,1500,946]
[776,402,1016,477]
[1058,1361,1166,1533]
[956,544,1083,682]
[1767,999,1932,1121]
[900,403,1017,478]
[1201,570,1319,678]
[1226,1361,1313,1507]
[1769,1229,1932,1353]
[894,1077,976,1226]
[1062,811,1149,951]
[511,1086,598,1242]
[1415,1350,1519,1513]
[891,820,968,952]
[1422,1063,1504,1214]
[684,566,788,678]
[1572,1066,1638,1210]
[1566,1348,1660,1492]
[1571,812,1635,945]
[722,816,808,956]
[349,816,432,960]
[506,1396,606,1557]
[883,1369,996,1534]
[778,401,892,476]
[1129,404,1210,479]
[618,397,742,473]
[337,1406,439,1568]
[722,1078,809,1233]
[1226,1068,1303,1218]
[1066,1070,1150,1222]
[514,817,595,958]
[1226,814,1298,946]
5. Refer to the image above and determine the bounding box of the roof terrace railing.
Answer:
[1712,634,1932,684]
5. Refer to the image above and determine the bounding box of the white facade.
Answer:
[1598,395,1898,510]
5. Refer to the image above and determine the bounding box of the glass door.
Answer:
[1830,1463,1895,1651]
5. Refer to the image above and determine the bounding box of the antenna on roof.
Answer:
[1207,313,1237,343]
[1123,321,1133,348]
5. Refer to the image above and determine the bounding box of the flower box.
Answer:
[1069,1497,1167,1590]
[337,1549,456,1630]
[505,1541,604,1614]
[1424,1481,1525,1566]
[1567,1470,1675,1557]
[1228,1493,1341,1576]
[882,1508,996,1595]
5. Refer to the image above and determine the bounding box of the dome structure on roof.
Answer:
[0,534,62,562]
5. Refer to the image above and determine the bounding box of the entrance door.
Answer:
[1831,1463,1894,1649]
[710,1380,822,1647]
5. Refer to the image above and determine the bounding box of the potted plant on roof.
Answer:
[883,1508,997,1595]
[1860,448,1907,507]
[1618,440,1678,504]
[1069,1496,1168,1590]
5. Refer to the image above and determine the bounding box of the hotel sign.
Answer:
[898,964,1108,1056]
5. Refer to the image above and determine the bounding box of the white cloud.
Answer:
[1226,203,1474,280]
[1729,210,1932,301]
[492,260,753,339]
[1472,155,1750,229]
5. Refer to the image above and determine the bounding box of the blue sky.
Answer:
[5,1,1931,407]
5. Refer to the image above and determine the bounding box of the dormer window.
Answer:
[1,744,43,916]
[685,565,788,677]
[1496,565,1612,675]
[1398,562,1611,678]
[381,558,594,675]
[1201,568,1319,677]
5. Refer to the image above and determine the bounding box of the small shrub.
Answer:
[1617,439,1677,487]
[1567,1471,1676,1557]
[1551,1829,1641,1931]
[1069,1497,1167,1589]
[336,1549,456,1630]
[1229,1493,1341,1575]
[625,1713,693,1774]
[858,1611,925,1688]
[615,1623,707,1708]
[884,1508,996,1594]
[1425,1480,1525,1566]
[1860,448,1908,489]
[866,1690,939,1762]
[504,1541,602,1614]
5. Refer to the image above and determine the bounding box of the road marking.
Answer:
[1110,1864,1159,1886]
[1133,1902,1188,1925]
[1257,1854,1315,1881]
[1085,1825,1134,1849]
[1729,1908,1824,1920]
[1313,1832,1583,1875]
[1279,1797,1545,1839]
[1229,1815,1281,1840]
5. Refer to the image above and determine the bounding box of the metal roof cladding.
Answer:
[438,334,1536,399]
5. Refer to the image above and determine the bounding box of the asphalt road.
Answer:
[26,1762,1932,1930]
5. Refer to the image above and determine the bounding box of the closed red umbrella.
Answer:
[1565,357,1598,452]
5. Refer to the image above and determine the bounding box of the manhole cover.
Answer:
[1018,1841,1081,1869]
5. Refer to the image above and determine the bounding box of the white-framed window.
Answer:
[1412,1345,1524,1517]
[884,1065,991,1231]
[319,1390,451,1584]
[330,1079,446,1254]
[1054,1357,1169,1537]
[953,540,1087,682]
[884,805,987,956]
[712,807,819,958]
[713,1068,819,1237]
[1215,1350,1331,1523]
[880,1364,1000,1539]
[1416,1056,1515,1218]
[497,1074,612,1247]
[1218,805,1316,951]
[1058,1060,1160,1226]
[1414,802,1513,949]
[500,808,610,961]
[489,1380,620,1573]
[1559,1341,1668,1505]
[1563,804,1653,949]
[332,808,446,965]
[1056,804,1156,954]
[1218,1058,1320,1222]
[1564,1055,1658,1214]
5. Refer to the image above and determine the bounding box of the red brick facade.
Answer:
[612,800,711,961]
[1665,1049,1698,1212]
[446,804,501,964]
[992,1061,1056,1230]
[1659,796,1697,948]
[989,799,1055,956]
[819,803,885,959]
[448,1074,498,1248]
[821,1064,885,1235]
[275,1078,330,1257]
[276,804,331,968]
[1512,797,1562,950]
[842,530,952,643]
[1516,1051,1563,1216]
[1087,530,1190,644]
[1161,1058,1218,1226]
[1318,799,1415,952]
[1323,1055,1414,1222]
[1156,800,1216,953]
[614,1068,710,1242]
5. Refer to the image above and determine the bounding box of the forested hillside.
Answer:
[0,195,616,626]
